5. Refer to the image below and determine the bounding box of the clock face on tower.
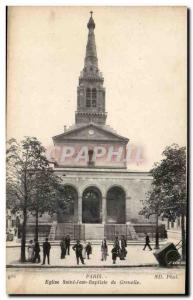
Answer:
[88,129,94,135]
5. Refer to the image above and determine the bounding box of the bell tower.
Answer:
[75,12,107,125]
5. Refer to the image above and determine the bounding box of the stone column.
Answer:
[78,196,82,224]
[102,196,107,224]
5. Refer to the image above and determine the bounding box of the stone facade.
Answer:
[31,13,154,240]
[54,168,152,224]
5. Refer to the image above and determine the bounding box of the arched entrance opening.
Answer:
[82,187,102,223]
[57,185,78,223]
[106,186,126,224]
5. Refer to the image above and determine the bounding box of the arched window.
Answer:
[57,185,78,223]
[86,88,91,107]
[92,88,97,107]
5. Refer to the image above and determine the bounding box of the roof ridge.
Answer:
[52,123,129,142]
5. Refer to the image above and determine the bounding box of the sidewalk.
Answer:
[7,242,182,268]
[6,239,167,247]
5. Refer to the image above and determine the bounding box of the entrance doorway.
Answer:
[106,186,126,224]
[82,187,102,223]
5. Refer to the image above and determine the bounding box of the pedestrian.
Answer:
[101,238,108,261]
[120,235,127,260]
[85,242,92,259]
[65,235,71,255]
[42,237,51,265]
[72,240,85,265]
[143,233,152,251]
[27,240,34,262]
[82,241,86,259]
[111,245,119,264]
[33,239,41,263]
[60,237,66,259]
[114,236,120,249]
[114,236,120,258]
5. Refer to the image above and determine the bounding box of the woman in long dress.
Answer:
[27,240,34,262]
[101,238,108,261]
[60,237,66,259]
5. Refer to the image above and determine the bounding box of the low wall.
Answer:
[133,224,166,238]
[24,223,52,240]
[55,223,85,240]
[23,222,166,241]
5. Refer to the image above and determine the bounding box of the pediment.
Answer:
[53,123,129,143]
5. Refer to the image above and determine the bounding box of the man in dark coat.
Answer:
[164,229,168,239]
[42,237,51,265]
[143,233,152,251]
[114,236,120,249]
[72,240,85,265]
[111,246,119,264]
[65,235,71,255]
[120,235,127,260]
[33,239,40,263]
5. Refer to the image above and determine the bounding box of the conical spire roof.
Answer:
[84,11,98,68]
[76,12,106,125]
[87,11,95,29]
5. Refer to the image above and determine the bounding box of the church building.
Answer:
[45,12,154,241]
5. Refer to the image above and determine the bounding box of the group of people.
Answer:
[60,235,71,258]
[111,235,127,264]
[27,233,153,265]
[60,236,92,265]
[73,240,93,265]
[68,235,128,265]
[27,238,51,265]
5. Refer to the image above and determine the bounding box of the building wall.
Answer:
[52,140,127,168]
[54,168,152,224]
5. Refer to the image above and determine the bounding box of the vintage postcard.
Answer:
[6,6,187,295]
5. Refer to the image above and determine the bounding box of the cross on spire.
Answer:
[87,10,95,30]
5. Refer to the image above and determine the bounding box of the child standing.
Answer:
[85,242,92,259]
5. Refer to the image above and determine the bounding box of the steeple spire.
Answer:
[87,11,95,29]
[75,12,107,125]
[85,11,98,69]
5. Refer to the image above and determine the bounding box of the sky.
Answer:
[7,6,187,171]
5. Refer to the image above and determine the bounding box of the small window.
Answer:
[86,88,91,107]
[92,88,97,107]
[86,99,91,107]
[92,100,96,107]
